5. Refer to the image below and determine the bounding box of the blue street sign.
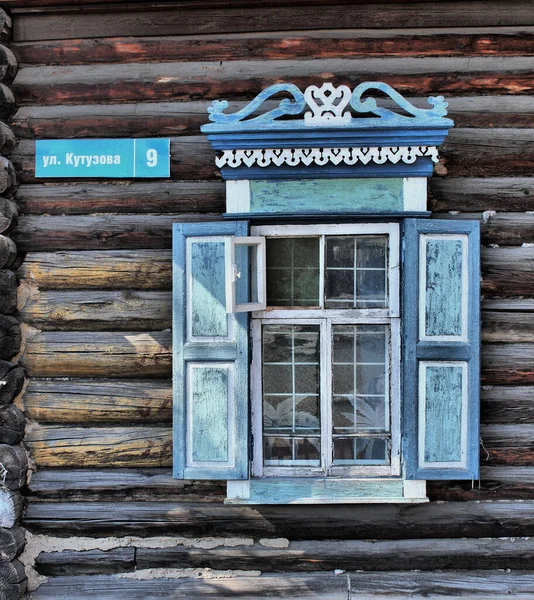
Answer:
[35,138,170,178]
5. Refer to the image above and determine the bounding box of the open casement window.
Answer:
[173,217,480,498]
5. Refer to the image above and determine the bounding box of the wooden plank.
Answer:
[12,57,534,106]
[18,250,172,290]
[429,177,534,212]
[483,311,534,343]
[481,423,534,466]
[26,425,172,468]
[25,331,172,378]
[481,385,534,424]
[429,466,534,501]
[13,129,534,184]
[15,180,225,214]
[20,290,172,330]
[483,343,534,384]
[12,31,534,67]
[36,548,135,577]
[12,97,534,141]
[135,538,534,572]
[26,468,225,502]
[482,247,534,296]
[13,2,534,41]
[24,379,172,423]
[22,500,534,539]
[481,213,534,245]
[26,571,534,600]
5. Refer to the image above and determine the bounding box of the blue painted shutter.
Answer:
[402,219,480,480]
[173,221,249,480]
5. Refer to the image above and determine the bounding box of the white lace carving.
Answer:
[304,83,352,126]
[215,146,439,169]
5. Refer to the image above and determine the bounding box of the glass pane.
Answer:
[331,325,390,465]
[325,235,388,309]
[333,437,388,465]
[266,238,320,307]
[262,324,321,467]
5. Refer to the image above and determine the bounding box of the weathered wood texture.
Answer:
[12,2,534,41]
[11,97,534,142]
[12,32,534,66]
[26,570,534,600]
[24,379,172,423]
[0,560,26,600]
[0,444,27,489]
[22,500,534,539]
[0,526,25,562]
[36,548,135,577]
[0,491,23,529]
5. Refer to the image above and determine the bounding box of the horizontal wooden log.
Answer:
[135,537,534,572]
[12,57,534,108]
[12,96,534,142]
[13,178,532,218]
[481,385,534,424]
[25,331,172,378]
[26,468,225,502]
[36,548,135,577]
[16,181,225,215]
[482,311,534,342]
[480,424,534,466]
[11,32,534,67]
[18,247,534,295]
[0,526,25,562]
[0,559,26,600]
[24,379,172,423]
[483,343,534,384]
[22,500,534,539]
[0,270,17,314]
[0,367,25,406]
[0,405,25,445]
[12,129,534,184]
[26,425,172,468]
[26,468,224,502]
[27,570,534,600]
[0,444,27,489]
[11,210,534,252]
[482,247,534,296]
[13,2,534,41]
[0,490,22,529]
[429,466,534,501]
[19,250,172,290]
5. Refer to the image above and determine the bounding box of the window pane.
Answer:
[331,325,390,465]
[325,235,388,308]
[266,238,320,307]
[262,325,321,467]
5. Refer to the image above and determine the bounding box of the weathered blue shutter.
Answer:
[173,221,249,480]
[403,219,480,480]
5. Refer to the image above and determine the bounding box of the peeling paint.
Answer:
[118,568,261,580]
[259,538,289,548]
[19,532,255,592]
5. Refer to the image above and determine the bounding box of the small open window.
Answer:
[226,236,266,313]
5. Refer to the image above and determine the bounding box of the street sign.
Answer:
[35,138,170,178]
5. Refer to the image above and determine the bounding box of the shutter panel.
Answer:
[402,219,480,480]
[173,221,249,480]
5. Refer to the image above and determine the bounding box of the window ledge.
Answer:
[225,478,428,505]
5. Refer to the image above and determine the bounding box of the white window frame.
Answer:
[250,223,401,478]
[225,236,267,313]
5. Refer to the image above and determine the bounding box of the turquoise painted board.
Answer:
[36,138,170,178]
[424,365,463,463]
[248,478,404,504]
[425,238,463,337]
[173,221,249,480]
[190,240,228,338]
[249,178,403,214]
[191,365,229,463]
[402,219,480,481]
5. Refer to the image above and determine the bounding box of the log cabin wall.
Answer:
[1,0,534,596]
